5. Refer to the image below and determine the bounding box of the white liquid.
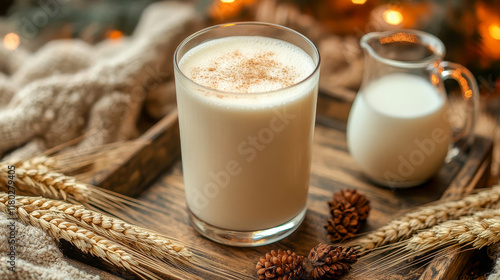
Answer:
[176,36,318,230]
[347,73,451,187]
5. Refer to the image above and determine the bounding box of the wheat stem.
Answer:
[1,194,193,263]
[353,209,500,278]
[0,163,90,202]
[407,208,500,252]
[0,158,167,228]
[354,186,500,252]
[0,195,189,280]
[18,156,57,170]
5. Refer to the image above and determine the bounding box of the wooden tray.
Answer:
[81,105,493,279]
[89,110,180,197]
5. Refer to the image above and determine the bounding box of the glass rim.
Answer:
[360,29,446,69]
[173,21,321,96]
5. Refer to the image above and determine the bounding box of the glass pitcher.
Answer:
[346,29,479,188]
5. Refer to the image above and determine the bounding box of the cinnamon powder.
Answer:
[190,50,299,94]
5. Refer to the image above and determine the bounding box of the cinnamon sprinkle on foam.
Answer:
[190,50,300,94]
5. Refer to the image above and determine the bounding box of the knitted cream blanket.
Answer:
[0,1,201,279]
[0,1,200,161]
[0,212,102,280]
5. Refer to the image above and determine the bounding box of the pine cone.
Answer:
[331,189,370,221]
[256,249,305,280]
[308,243,359,280]
[324,201,360,242]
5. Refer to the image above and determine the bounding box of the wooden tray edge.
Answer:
[89,109,180,196]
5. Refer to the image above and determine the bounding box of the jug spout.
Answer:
[360,29,445,69]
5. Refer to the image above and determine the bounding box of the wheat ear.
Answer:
[354,186,500,252]
[353,208,500,278]
[0,195,193,280]
[406,208,500,252]
[7,194,192,263]
[0,156,191,260]
[16,155,57,170]
[0,163,90,202]
[0,158,167,227]
[1,193,252,279]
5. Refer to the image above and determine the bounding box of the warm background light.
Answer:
[351,0,367,4]
[476,1,500,59]
[383,9,403,26]
[489,24,500,40]
[106,30,124,41]
[211,0,253,22]
[3,33,20,51]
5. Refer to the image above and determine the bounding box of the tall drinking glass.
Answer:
[174,22,320,246]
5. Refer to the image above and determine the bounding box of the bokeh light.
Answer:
[107,30,124,41]
[489,24,500,40]
[3,33,20,51]
[383,9,403,26]
[352,0,367,4]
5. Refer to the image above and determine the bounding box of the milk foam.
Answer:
[179,36,315,94]
[364,73,444,118]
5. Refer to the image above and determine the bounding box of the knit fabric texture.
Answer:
[0,1,200,161]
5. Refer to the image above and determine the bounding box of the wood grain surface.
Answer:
[97,118,491,279]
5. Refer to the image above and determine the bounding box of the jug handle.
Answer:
[439,61,480,155]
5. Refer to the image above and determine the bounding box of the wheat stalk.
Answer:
[45,140,146,183]
[0,163,90,202]
[0,193,252,280]
[353,186,500,253]
[0,195,191,280]
[0,141,143,204]
[0,143,252,278]
[353,208,500,278]
[17,156,57,170]
[406,208,500,252]
[0,157,170,228]
[10,194,193,262]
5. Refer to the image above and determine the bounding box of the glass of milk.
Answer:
[174,23,320,246]
[347,30,479,188]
